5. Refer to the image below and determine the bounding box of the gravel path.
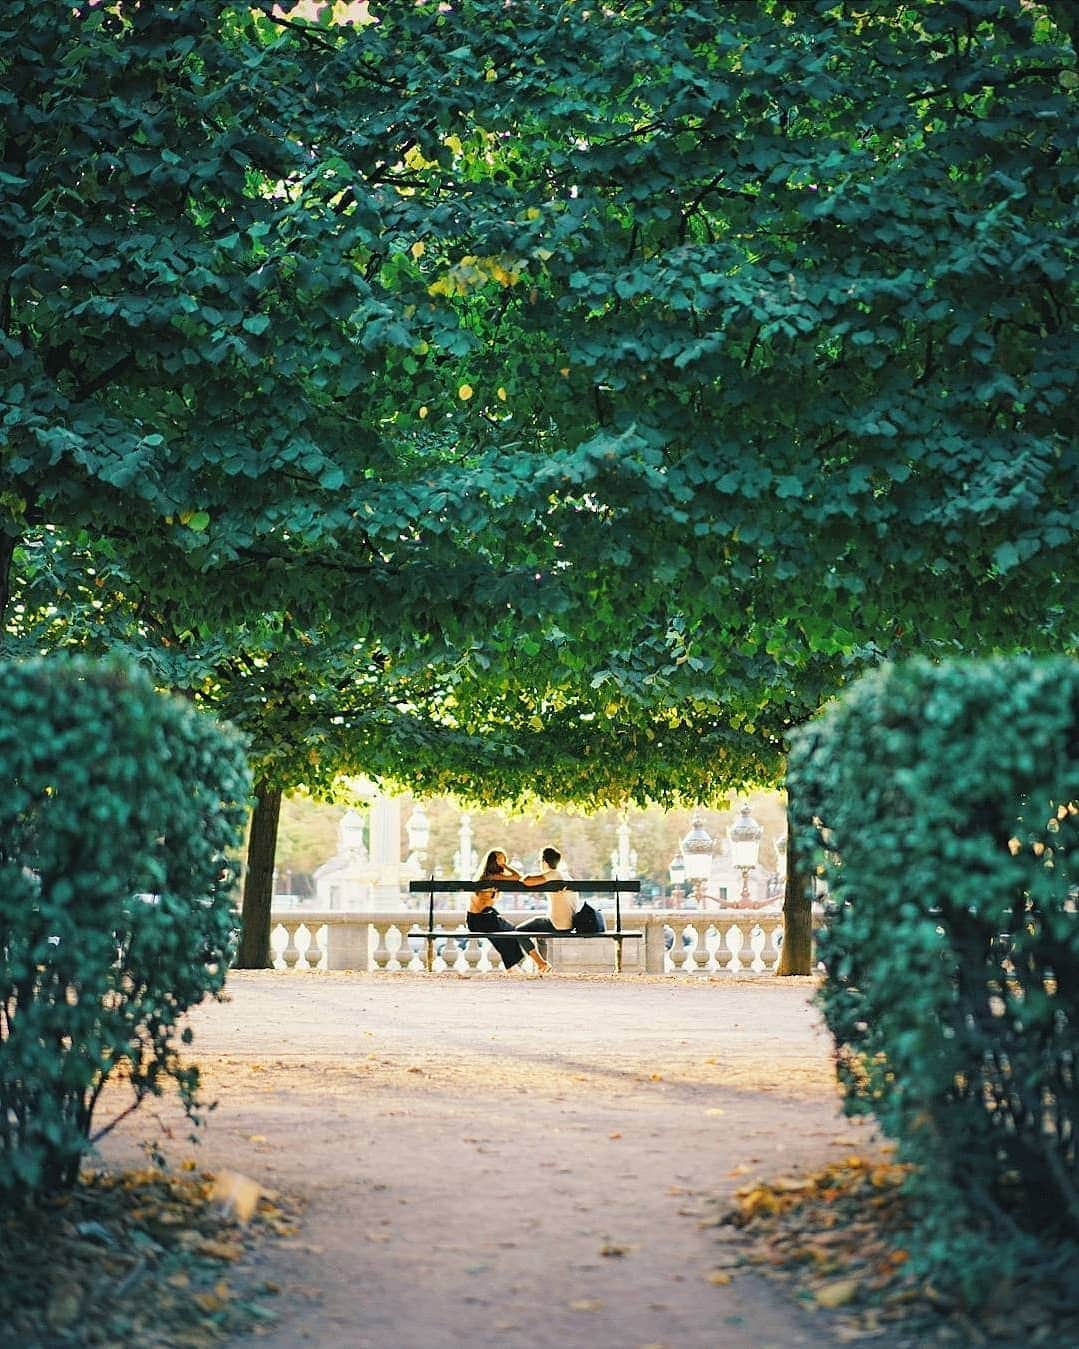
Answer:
[99,971,885,1348]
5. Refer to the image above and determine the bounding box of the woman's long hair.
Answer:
[476,849,504,881]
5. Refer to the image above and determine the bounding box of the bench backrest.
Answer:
[407,880,640,893]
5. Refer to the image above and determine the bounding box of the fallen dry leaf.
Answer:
[0,1167,302,1349]
[197,1237,244,1261]
[816,1278,861,1309]
[695,1154,1079,1345]
[568,1299,605,1312]
[211,1170,262,1224]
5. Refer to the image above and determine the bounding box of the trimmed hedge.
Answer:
[0,658,250,1202]
[790,657,1078,1299]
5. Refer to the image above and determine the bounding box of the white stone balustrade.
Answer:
[267,909,791,975]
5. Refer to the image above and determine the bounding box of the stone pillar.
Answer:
[325,917,376,971]
[644,918,667,974]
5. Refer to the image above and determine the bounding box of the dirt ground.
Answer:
[96,971,890,1349]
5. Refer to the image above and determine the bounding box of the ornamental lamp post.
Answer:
[729,803,764,904]
[681,813,714,908]
[773,833,788,898]
[406,803,430,854]
[668,851,686,906]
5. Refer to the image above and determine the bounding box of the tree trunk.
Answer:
[0,530,17,642]
[777,788,814,976]
[234,780,282,969]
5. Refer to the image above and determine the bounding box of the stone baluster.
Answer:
[672,922,692,972]
[698,921,717,971]
[440,933,463,973]
[660,922,679,976]
[295,923,315,970]
[694,921,715,973]
[679,922,704,974]
[462,932,484,973]
[748,924,767,973]
[704,922,727,972]
[279,922,301,970]
[661,925,674,973]
[400,927,422,972]
[371,923,392,970]
[304,924,324,971]
[764,923,783,971]
[386,925,408,972]
[269,923,289,970]
[724,924,745,973]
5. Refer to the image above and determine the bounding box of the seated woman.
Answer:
[466,850,552,976]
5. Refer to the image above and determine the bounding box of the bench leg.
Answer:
[614,938,623,974]
[425,938,434,974]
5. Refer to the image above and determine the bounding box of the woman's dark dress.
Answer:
[466,905,535,970]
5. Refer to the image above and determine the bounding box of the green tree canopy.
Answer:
[3,0,1075,971]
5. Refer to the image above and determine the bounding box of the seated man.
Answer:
[517,846,575,962]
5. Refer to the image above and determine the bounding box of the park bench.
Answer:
[407,878,642,973]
